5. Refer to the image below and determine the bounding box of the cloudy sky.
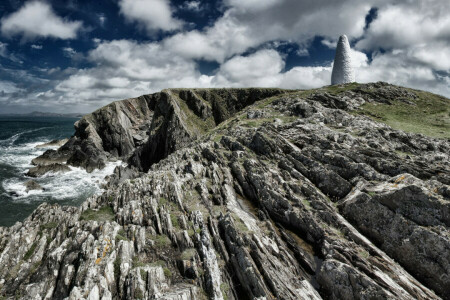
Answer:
[0,0,449,113]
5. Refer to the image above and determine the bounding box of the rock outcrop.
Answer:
[331,35,355,85]
[1,83,449,300]
[35,139,69,149]
[24,180,44,192]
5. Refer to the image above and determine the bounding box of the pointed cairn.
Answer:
[331,35,355,85]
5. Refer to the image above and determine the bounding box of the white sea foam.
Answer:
[2,160,124,201]
[0,141,48,169]
[1,135,123,203]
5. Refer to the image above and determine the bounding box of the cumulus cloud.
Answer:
[31,44,43,50]
[0,1,82,41]
[213,50,285,87]
[119,0,182,33]
[164,0,372,63]
[1,0,449,113]
[356,1,450,51]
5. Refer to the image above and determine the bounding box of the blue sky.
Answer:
[0,0,448,113]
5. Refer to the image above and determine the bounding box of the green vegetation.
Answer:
[79,206,115,222]
[359,249,370,259]
[322,82,360,95]
[149,260,166,268]
[355,89,450,139]
[221,283,230,300]
[163,267,172,278]
[231,213,249,232]
[140,269,148,282]
[367,191,376,197]
[115,228,128,243]
[150,234,171,248]
[170,214,179,228]
[24,242,38,260]
[134,288,144,299]
[180,248,197,260]
[114,257,121,279]
[159,196,168,206]
[39,222,58,231]
[132,256,146,268]
[30,261,41,274]
[301,199,312,210]
[174,94,216,134]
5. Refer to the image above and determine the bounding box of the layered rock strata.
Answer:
[1,83,449,299]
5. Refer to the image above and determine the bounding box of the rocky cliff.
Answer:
[0,82,449,300]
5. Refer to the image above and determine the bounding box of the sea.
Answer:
[0,116,121,227]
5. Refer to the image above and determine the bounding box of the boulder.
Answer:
[26,163,71,177]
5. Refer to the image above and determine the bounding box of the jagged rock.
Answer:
[1,83,449,300]
[331,35,355,85]
[35,139,69,148]
[26,163,71,177]
[24,180,43,192]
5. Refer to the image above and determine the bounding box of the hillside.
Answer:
[0,82,449,300]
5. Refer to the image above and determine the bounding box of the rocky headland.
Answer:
[0,82,449,299]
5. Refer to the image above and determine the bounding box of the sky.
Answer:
[0,0,449,114]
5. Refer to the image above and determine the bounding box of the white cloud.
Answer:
[356,1,450,51]
[164,0,372,63]
[0,80,21,94]
[224,0,280,12]
[181,1,202,11]
[0,1,82,41]
[213,50,284,87]
[31,44,43,50]
[62,47,76,57]
[2,0,449,113]
[119,0,182,33]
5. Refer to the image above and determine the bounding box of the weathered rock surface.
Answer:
[26,163,71,177]
[1,83,449,300]
[24,180,44,192]
[35,139,69,149]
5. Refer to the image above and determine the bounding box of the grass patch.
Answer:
[132,256,146,268]
[163,267,172,278]
[221,283,230,300]
[79,206,115,222]
[140,269,148,282]
[150,235,171,248]
[174,93,216,134]
[115,228,128,243]
[39,222,58,231]
[359,249,370,259]
[322,82,360,95]
[180,248,197,260]
[30,261,41,274]
[24,242,38,260]
[114,257,121,279]
[354,89,449,139]
[301,199,311,210]
[170,214,180,228]
[367,191,376,197]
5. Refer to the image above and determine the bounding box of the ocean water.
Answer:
[0,116,121,227]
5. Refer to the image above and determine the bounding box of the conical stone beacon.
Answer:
[331,34,355,85]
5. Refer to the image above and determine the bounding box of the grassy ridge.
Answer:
[354,89,449,139]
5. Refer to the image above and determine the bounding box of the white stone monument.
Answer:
[331,35,355,85]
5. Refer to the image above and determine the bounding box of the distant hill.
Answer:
[0,111,85,118]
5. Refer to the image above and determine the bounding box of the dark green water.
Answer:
[0,116,120,227]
